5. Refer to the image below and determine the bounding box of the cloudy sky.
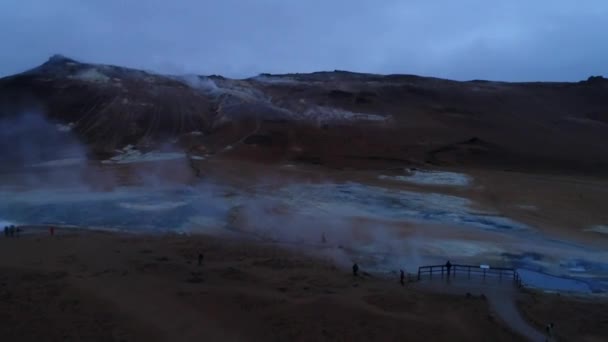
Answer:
[1,0,606,81]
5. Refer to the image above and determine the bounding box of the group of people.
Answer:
[3,225,20,237]
[351,263,407,286]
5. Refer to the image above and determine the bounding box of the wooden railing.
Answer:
[417,264,523,288]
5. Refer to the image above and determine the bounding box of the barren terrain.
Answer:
[1,56,607,341]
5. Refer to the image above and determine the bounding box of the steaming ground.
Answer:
[1,160,607,295]
[3,61,608,340]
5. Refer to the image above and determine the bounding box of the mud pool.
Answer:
[1,181,607,294]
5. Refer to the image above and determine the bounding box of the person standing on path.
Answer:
[545,322,555,341]
[400,270,405,286]
[352,263,359,277]
[445,260,452,277]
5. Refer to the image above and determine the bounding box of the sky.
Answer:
[0,0,607,81]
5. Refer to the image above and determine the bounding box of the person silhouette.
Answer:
[352,263,359,277]
[545,322,555,341]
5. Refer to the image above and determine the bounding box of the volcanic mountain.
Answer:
[1,55,607,173]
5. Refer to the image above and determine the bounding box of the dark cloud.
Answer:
[1,0,606,81]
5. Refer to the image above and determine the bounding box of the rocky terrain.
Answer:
[1,55,607,173]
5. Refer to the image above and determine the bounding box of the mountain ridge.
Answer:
[1,55,607,174]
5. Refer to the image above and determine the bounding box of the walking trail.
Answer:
[416,274,545,342]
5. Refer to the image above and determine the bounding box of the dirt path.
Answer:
[416,276,545,341]
[487,294,545,342]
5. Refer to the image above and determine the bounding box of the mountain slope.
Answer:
[1,55,607,173]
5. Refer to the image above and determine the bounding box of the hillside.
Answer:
[1,55,607,173]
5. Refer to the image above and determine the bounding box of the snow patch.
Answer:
[56,122,75,132]
[563,116,608,126]
[102,146,186,164]
[584,225,608,235]
[118,201,188,211]
[379,169,472,187]
[303,106,388,123]
[69,68,110,83]
[30,158,85,168]
[251,75,299,84]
